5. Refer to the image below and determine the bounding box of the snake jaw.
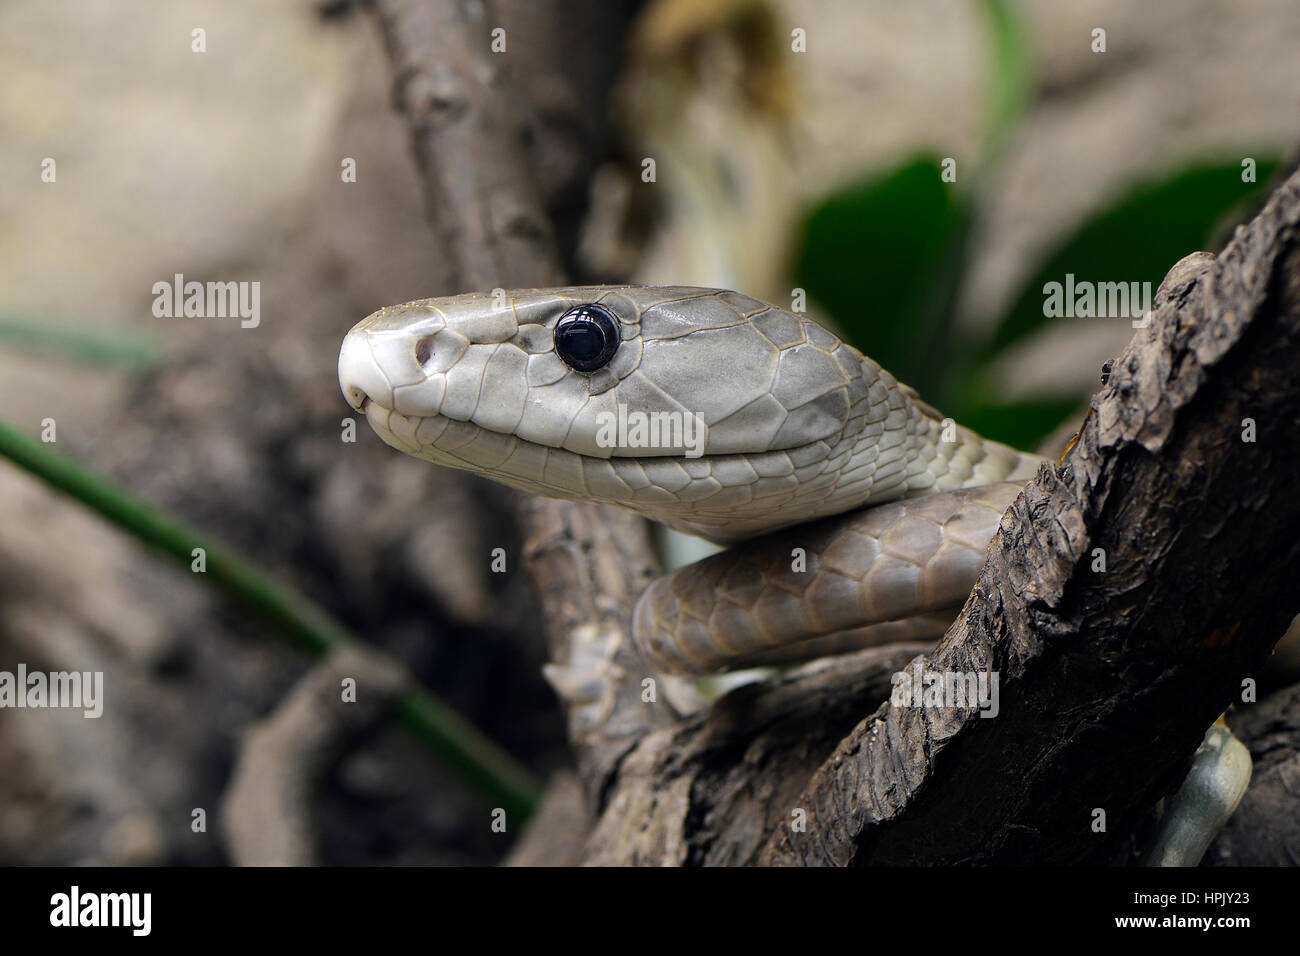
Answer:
[342,387,368,415]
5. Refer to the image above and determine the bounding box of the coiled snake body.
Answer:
[338,286,1043,674]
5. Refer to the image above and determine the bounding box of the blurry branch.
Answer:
[0,420,540,820]
[222,645,410,865]
[365,0,561,290]
[502,771,589,867]
[365,0,676,814]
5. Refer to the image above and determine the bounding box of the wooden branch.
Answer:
[581,644,932,865]
[221,646,410,865]
[365,0,562,290]
[366,0,672,817]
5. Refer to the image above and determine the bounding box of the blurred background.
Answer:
[0,0,1295,865]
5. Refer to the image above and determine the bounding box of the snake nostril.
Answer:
[344,386,370,413]
[414,335,434,367]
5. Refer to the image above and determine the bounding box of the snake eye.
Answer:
[554,304,620,372]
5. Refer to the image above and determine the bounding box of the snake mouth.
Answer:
[352,392,704,471]
[342,385,370,415]
[351,399,632,511]
[341,375,559,464]
[339,326,538,452]
[349,396,840,545]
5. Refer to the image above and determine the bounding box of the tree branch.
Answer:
[365,0,672,820]
[221,645,410,865]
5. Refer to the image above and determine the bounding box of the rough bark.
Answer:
[581,644,931,865]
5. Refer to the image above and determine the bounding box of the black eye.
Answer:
[554,304,620,372]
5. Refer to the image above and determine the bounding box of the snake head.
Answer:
[339,286,932,541]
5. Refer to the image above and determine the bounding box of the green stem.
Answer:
[0,314,160,369]
[0,418,540,821]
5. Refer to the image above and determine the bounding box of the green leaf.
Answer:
[984,159,1280,361]
[980,0,1033,162]
[955,396,1082,452]
[791,156,967,391]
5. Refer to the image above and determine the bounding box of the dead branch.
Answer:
[221,645,409,865]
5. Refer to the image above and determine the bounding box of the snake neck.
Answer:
[890,386,1044,498]
[630,364,1042,545]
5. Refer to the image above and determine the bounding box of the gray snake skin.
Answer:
[338,286,1042,674]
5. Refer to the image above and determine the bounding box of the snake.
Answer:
[337,285,1045,675]
[337,284,1255,863]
